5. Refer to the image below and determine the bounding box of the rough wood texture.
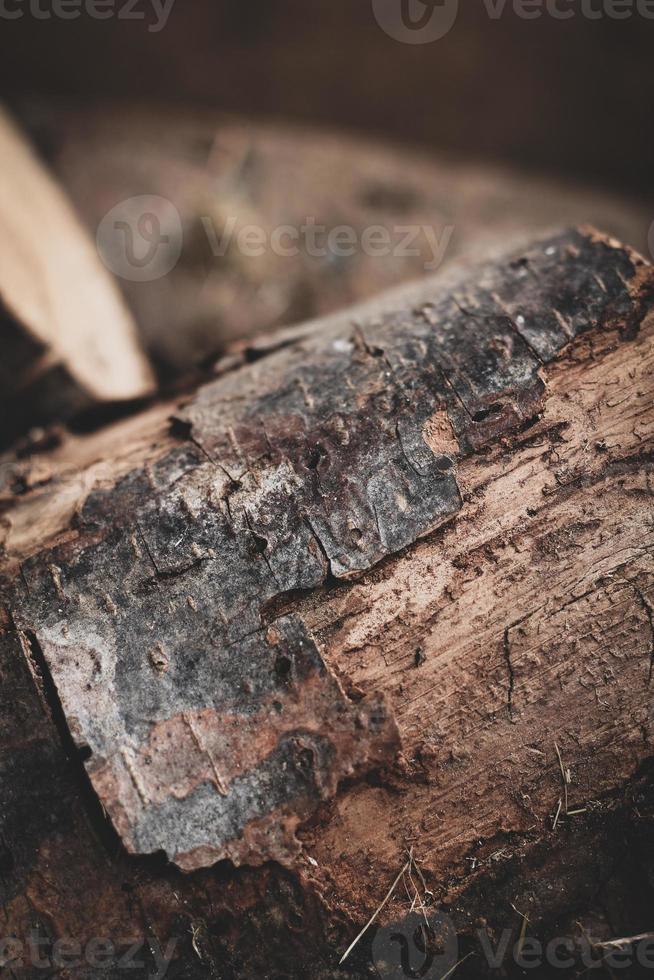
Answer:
[1,227,653,977]
[0,107,154,448]
[20,103,650,376]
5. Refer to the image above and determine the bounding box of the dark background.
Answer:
[1,0,652,195]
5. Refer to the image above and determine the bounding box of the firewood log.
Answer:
[1,227,653,978]
[21,104,650,379]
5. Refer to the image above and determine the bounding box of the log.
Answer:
[1,227,653,978]
[0,107,154,448]
[3,1,652,198]
[19,103,650,377]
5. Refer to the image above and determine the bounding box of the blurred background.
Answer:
[1,0,653,380]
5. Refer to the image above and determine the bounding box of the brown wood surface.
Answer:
[0,227,653,978]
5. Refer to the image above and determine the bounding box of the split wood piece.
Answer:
[0,107,154,447]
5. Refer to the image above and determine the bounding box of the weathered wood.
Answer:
[0,107,154,448]
[1,227,653,977]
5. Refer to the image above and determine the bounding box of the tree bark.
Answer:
[1,227,653,978]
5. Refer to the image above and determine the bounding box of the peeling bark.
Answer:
[1,227,653,977]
